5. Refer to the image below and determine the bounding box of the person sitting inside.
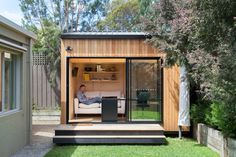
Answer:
[77,84,101,105]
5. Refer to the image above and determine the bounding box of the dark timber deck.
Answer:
[53,124,166,144]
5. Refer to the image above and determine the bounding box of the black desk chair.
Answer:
[136,90,150,115]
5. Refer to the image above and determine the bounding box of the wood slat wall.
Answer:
[61,39,182,131]
[61,40,66,124]
[163,65,180,131]
[62,39,163,57]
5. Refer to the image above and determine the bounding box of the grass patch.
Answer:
[131,110,161,121]
[45,138,219,157]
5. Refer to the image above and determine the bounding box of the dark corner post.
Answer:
[66,57,69,124]
[125,58,130,122]
[160,58,164,124]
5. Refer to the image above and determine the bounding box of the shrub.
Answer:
[204,102,222,129]
[192,100,236,138]
[217,98,236,138]
[190,101,210,124]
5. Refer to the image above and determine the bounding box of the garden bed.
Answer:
[197,123,236,157]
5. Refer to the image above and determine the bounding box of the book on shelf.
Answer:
[83,73,90,81]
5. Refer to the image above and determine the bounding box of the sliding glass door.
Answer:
[126,58,162,122]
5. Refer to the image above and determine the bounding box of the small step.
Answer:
[53,124,166,144]
[55,124,165,131]
[55,130,164,136]
[53,135,166,144]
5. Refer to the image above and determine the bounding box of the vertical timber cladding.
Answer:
[61,39,66,124]
[61,38,180,131]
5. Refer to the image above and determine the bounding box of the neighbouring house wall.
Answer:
[60,38,183,132]
[0,47,31,157]
[0,53,2,111]
[197,123,236,157]
[0,112,30,157]
[0,19,34,157]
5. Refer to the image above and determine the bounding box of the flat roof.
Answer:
[61,32,149,39]
[0,15,36,39]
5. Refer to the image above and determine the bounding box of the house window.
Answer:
[0,52,21,114]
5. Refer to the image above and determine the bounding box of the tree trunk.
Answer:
[178,65,190,127]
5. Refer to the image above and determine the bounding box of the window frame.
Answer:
[0,51,22,115]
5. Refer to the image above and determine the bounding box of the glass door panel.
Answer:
[127,59,162,122]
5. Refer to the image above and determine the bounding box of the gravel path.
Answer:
[11,125,57,157]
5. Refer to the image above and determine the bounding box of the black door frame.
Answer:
[66,56,163,124]
[126,58,163,123]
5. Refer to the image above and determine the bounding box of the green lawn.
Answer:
[131,110,161,121]
[45,138,219,157]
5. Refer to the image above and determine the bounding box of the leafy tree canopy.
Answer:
[97,0,140,31]
[19,0,110,102]
[141,0,236,137]
[20,0,109,32]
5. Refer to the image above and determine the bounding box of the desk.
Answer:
[102,97,117,122]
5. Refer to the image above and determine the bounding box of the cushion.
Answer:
[117,102,122,108]
[100,91,121,98]
[85,91,100,98]
[79,103,100,108]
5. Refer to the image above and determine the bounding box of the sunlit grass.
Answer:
[131,110,161,121]
[45,138,219,157]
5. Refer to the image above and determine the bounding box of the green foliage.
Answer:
[30,20,61,102]
[98,0,155,31]
[35,20,61,84]
[19,0,110,103]
[141,0,236,138]
[80,0,110,31]
[97,0,140,31]
[192,0,236,53]
[19,0,109,32]
[191,100,236,138]
[204,102,222,129]
[138,0,153,16]
[190,101,210,124]
[216,99,236,138]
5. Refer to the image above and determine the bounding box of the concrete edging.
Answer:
[197,123,236,157]
[32,110,60,125]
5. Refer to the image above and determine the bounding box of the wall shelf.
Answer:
[83,71,119,74]
[82,80,120,83]
[83,64,119,82]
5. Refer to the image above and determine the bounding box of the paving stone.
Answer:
[11,124,57,157]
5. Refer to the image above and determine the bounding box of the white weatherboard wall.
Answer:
[197,123,236,157]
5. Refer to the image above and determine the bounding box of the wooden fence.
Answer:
[32,52,59,110]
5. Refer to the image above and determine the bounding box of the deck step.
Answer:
[53,124,166,144]
[55,130,164,136]
[53,135,166,144]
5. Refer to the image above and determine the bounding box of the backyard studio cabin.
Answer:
[57,32,188,144]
